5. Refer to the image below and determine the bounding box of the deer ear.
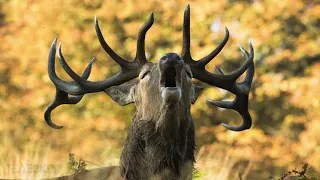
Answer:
[104,80,137,106]
[191,84,203,104]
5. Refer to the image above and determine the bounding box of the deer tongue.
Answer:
[161,87,181,104]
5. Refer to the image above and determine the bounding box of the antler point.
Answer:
[149,12,154,22]
[51,37,58,48]
[58,42,62,51]
[238,42,246,51]
[94,16,99,24]
[51,42,57,51]
[185,3,190,12]
[90,57,95,63]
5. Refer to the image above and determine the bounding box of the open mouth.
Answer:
[164,66,176,87]
[160,66,181,103]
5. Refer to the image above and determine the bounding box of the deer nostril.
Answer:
[161,53,182,66]
[160,56,167,62]
[164,57,178,66]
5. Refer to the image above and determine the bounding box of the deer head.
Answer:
[45,4,254,179]
[45,5,254,131]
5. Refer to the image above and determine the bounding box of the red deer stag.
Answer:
[45,4,254,180]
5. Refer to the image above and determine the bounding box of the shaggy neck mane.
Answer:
[156,104,187,139]
[120,103,195,179]
[145,104,192,177]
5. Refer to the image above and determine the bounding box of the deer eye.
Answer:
[140,71,150,79]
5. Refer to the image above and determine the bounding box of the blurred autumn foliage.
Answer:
[0,0,319,179]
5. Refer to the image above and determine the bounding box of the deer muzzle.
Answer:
[159,54,183,104]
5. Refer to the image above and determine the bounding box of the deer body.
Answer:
[45,5,254,180]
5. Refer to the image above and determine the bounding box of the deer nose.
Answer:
[161,53,182,66]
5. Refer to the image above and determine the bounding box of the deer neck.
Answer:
[121,104,194,179]
[155,103,187,139]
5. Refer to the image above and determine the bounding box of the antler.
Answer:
[45,13,154,129]
[181,4,254,131]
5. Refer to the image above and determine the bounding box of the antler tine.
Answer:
[237,41,254,94]
[226,42,254,81]
[181,4,229,66]
[58,43,102,90]
[206,93,252,131]
[81,57,95,79]
[95,16,130,68]
[221,97,252,131]
[45,40,94,129]
[205,97,233,109]
[48,38,91,95]
[214,66,225,75]
[198,27,229,67]
[181,4,192,62]
[135,12,154,65]
[44,90,84,129]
